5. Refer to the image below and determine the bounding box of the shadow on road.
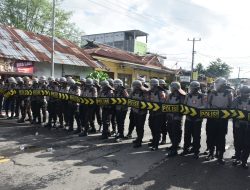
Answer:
[0,119,250,190]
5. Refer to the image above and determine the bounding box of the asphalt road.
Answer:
[0,115,249,190]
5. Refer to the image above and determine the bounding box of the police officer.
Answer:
[108,78,117,135]
[68,78,81,132]
[37,76,47,124]
[113,79,129,141]
[130,80,148,148]
[232,85,250,169]
[90,79,102,133]
[57,77,69,128]
[206,77,233,164]
[5,77,17,119]
[126,77,149,138]
[100,80,114,139]
[79,78,97,137]
[181,81,205,159]
[148,79,166,151]
[45,77,58,129]
[159,79,169,145]
[0,79,4,117]
[30,78,40,124]
[166,81,186,156]
[18,76,32,123]
[14,77,24,119]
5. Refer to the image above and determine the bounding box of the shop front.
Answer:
[0,59,34,81]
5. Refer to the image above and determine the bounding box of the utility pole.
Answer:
[51,0,56,77]
[238,67,241,79]
[188,38,201,81]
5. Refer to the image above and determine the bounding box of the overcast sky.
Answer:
[61,0,250,78]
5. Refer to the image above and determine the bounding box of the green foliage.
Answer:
[0,0,83,45]
[195,58,232,78]
[195,63,206,74]
[206,58,232,78]
[87,71,109,81]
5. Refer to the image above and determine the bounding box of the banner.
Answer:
[1,88,249,121]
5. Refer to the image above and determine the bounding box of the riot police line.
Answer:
[0,76,250,169]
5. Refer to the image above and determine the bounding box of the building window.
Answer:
[118,73,132,88]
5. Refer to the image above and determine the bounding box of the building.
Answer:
[0,25,104,80]
[82,30,148,56]
[83,41,175,87]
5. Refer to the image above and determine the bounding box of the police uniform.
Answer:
[148,84,166,150]
[0,81,4,116]
[130,83,148,147]
[79,82,97,136]
[159,85,169,144]
[114,86,128,139]
[18,80,32,123]
[206,88,232,162]
[5,79,16,119]
[167,91,185,154]
[68,84,81,132]
[100,83,114,139]
[30,81,40,123]
[183,92,205,157]
[14,80,24,118]
[90,83,102,132]
[37,82,47,123]
[46,82,58,128]
[232,88,250,168]
[57,84,69,128]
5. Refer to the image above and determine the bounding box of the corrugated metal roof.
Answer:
[83,43,175,74]
[0,25,103,68]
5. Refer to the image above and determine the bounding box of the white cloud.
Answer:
[61,0,250,78]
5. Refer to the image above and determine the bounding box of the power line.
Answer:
[87,0,171,30]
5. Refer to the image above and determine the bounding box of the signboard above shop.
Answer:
[15,61,34,74]
[180,75,191,82]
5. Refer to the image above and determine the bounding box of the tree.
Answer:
[0,0,83,45]
[195,63,206,74]
[205,58,232,78]
[87,71,109,82]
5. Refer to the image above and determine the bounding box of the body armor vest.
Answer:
[209,90,232,109]
[130,89,147,114]
[185,93,204,121]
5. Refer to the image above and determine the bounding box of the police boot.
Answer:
[74,128,81,134]
[101,132,109,139]
[17,118,25,123]
[167,149,177,157]
[193,153,199,160]
[206,151,214,161]
[180,148,190,156]
[133,140,142,148]
[232,159,241,166]
[79,130,88,137]
[125,133,132,139]
[89,127,97,134]
[217,152,225,165]
[133,138,140,144]
[160,135,166,145]
[241,162,249,169]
